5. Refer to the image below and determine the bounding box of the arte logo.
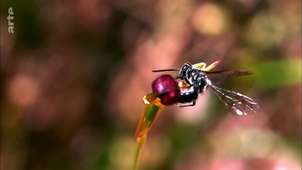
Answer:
[8,7,14,34]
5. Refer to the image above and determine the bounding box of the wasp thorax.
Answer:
[152,75,180,105]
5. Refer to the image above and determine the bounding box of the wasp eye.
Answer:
[152,75,180,105]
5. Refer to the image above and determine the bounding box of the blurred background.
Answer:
[1,0,301,170]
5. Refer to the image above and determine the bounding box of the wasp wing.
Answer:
[208,84,259,115]
[205,70,253,85]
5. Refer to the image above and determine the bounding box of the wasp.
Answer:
[152,60,259,115]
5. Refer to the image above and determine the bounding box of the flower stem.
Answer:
[133,135,147,170]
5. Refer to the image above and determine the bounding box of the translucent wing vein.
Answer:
[209,85,260,115]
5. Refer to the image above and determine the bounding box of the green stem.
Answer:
[133,135,147,170]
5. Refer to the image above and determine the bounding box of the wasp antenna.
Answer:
[152,69,180,72]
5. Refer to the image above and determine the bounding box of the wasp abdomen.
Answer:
[177,87,199,103]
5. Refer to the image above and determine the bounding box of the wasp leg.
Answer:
[174,76,181,79]
[177,101,196,107]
